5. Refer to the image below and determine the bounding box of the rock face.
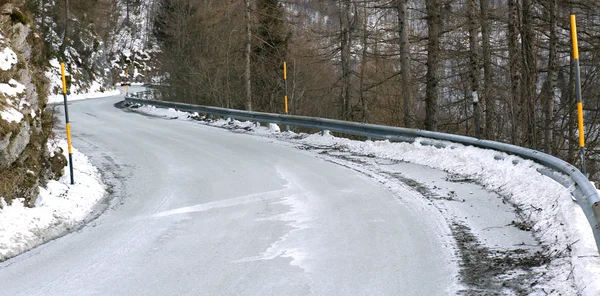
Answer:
[0,3,66,207]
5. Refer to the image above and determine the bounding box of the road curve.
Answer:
[0,89,458,295]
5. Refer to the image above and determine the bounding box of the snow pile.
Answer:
[0,139,106,261]
[0,47,17,71]
[137,105,190,119]
[131,104,600,295]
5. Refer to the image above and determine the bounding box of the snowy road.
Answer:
[0,89,462,295]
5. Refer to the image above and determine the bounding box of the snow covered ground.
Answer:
[131,104,600,295]
[0,138,106,261]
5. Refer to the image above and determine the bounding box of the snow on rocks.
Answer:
[0,79,26,124]
[0,47,17,70]
[0,78,25,97]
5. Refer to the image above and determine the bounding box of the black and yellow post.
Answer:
[61,62,75,185]
[571,15,586,175]
[283,61,288,114]
[283,61,289,132]
[125,68,129,95]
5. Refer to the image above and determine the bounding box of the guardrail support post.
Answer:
[594,201,600,228]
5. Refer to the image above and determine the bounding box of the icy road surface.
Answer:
[0,88,461,295]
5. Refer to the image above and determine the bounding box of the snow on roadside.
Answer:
[132,104,600,296]
[47,89,121,104]
[0,138,106,261]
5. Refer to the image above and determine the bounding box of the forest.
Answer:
[37,0,600,179]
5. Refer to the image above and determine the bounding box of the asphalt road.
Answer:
[0,88,459,295]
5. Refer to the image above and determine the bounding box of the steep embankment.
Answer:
[0,2,65,207]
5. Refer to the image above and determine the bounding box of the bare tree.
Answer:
[480,0,493,139]
[339,0,353,120]
[468,0,481,138]
[244,0,252,111]
[397,0,412,128]
[544,0,557,153]
[425,0,440,131]
[507,0,521,144]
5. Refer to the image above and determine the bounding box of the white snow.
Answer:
[0,107,23,123]
[0,138,106,261]
[48,88,121,104]
[0,79,26,123]
[0,79,25,97]
[0,47,17,71]
[131,104,600,296]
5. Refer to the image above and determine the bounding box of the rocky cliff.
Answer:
[0,2,65,207]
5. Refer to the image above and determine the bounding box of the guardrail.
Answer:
[125,92,600,254]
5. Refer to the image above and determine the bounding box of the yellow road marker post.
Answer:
[571,15,587,176]
[61,62,74,184]
[283,61,289,132]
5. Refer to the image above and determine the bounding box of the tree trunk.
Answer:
[480,0,493,139]
[244,0,252,111]
[468,0,481,138]
[425,0,440,131]
[339,0,352,120]
[544,0,557,153]
[507,0,520,144]
[398,0,412,128]
[59,0,69,57]
[359,4,368,122]
[521,0,537,148]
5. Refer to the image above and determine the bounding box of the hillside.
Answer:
[0,1,65,208]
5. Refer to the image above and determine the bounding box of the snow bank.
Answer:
[0,139,106,261]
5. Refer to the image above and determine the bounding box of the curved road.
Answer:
[0,89,458,295]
